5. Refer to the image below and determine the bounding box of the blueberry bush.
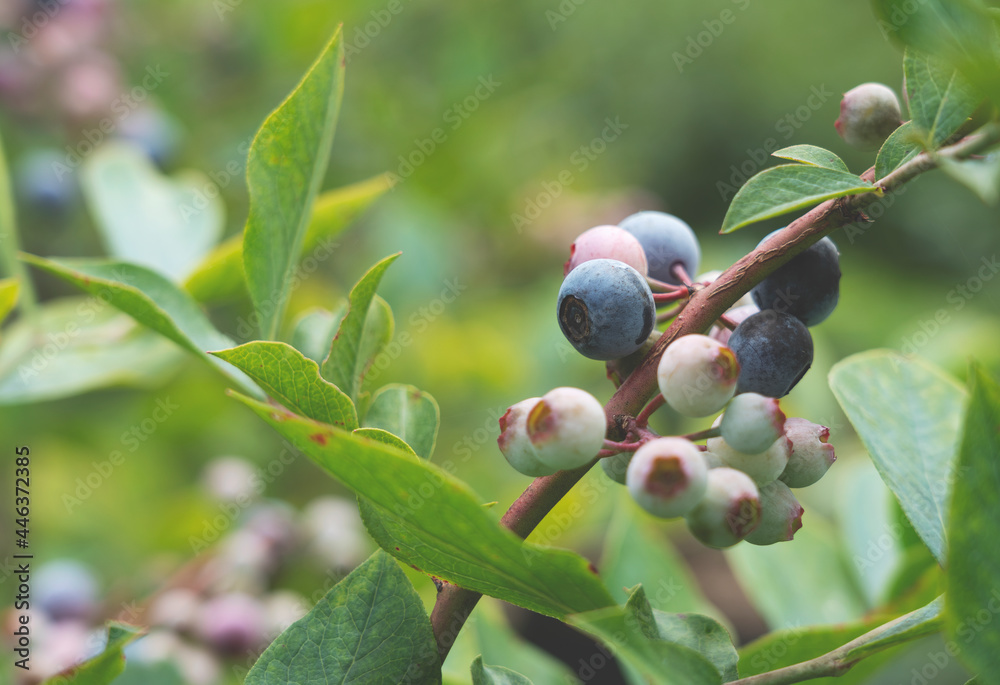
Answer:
[2,1,1000,684]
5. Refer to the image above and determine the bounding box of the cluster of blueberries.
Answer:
[498,210,841,549]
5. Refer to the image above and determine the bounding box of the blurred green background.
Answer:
[0,0,996,683]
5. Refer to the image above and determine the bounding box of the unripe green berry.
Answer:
[779,418,836,488]
[745,480,804,546]
[601,450,632,485]
[658,334,740,418]
[497,398,556,477]
[720,393,786,455]
[526,387,606,471]
[706,432,790,485]
[626,438,708,519]
[835,82,902,150]
[684,467,761,548]
[702,450,724,469]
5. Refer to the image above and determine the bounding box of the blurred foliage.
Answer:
[0,0,996,683]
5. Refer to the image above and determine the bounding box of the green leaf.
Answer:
[321,255,399,401]
[720,165,875,233]
[599,495,717,617]
[290,305,345,363]
[0,129,34,311]
[353,426,417,455]
[875,122,923,181]
[904,49,980,147]
[21,255,259,396]
[471,656,534,685]
[0,277,19,325]
[872,0,1000,107]
[623,588,737,682]
[772,145,850,172]
[937,154,1000,205]
[568,589,722,685]
[211,341,357,430]
[183,174,391,304]
[354,296,394,415]
[727,515,868,628]
[81,143,224,282]
[0,297,183,405]
[945,364,1000,681]
[246,550,440,685]
[845,595,943,663]
[830,350,966,563]
[242,28,345,339]
[364,383,440,459]
[45,622,143,685]
[227,391,616,618]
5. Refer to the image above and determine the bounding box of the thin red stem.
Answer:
[602,438,642,452]
[656,304,684,323]
[635,393,666,428]
[652,290,689,304]
[671,263,693,286]
[718,313,739,331]
[645,276,688,293]
[682,427,721,442]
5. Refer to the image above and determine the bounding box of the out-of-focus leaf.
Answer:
[727,515,868,628]
[289,305,345,363]
[567,588,722,685]
[470,657,533,685]
[211,341,357,430]
[473,599,580,685]
[875,122,923,181]
[0,277,18,325]
[0,130,33,309]
[720,165,875,233]
[599,495,717,617]
[183,175,390,304]
[363,383,439,459]
[321,255,398,402]
[937,154,1000,205]
[45,622,143,685]
[904,49,980,147]
[0,297,182,405]
[945,364,1000,682]
[242,29,344,338]
[228,391,616,619]
[21,256,258,395]
[872,0,1000,107]
[830,350,966,563]
[772,145,850,172]
[81,143,224,281]
[246,550,441,685]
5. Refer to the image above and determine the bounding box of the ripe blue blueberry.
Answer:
[751,234,841,326]
[558,259,655,360]
[35,559,99,621]
[619,211,700,285]
[16,149,76,212]
[728,310,814,398]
